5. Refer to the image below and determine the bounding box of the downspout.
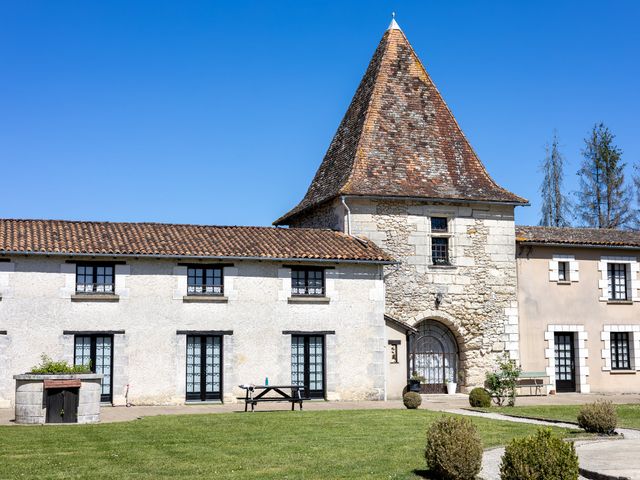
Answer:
[341,196,351,235]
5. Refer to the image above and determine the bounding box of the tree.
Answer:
[539,131,571,226]
[575,123,634,228]
[633,165,640,230]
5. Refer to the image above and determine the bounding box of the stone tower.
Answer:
[275,20,527,391]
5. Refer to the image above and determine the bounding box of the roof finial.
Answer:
[388,12,401,31]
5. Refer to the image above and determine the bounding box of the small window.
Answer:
[187,267,223,295]
[558,261,569,282]
[390,343,399,364]
[291,268,325,296]
[76,264,115,294]
[611,332,631,370]
[431,217,448,232]
[607,263,628,300]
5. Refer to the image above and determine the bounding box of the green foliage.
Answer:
[29,354,91,374]
[485,353,521,406]
[410,371,426,383]
[500,428,579,480]
[402,391,422,409]
[577,400,617,434]
[425,416,483,480]
[539,131,571,227]
[575,123,635,228]
[468,387,491,408]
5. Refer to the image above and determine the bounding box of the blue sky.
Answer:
[1,1,638,227]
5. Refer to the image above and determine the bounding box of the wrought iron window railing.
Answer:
[75,283,115,294]
[187,284,224,296]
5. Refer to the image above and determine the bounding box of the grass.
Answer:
[474,404,640,430]
[0,409,583,479]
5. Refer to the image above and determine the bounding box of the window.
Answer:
[76,264,114,294]
[74,335,113,402]
[430,217,451,266]
[187,267,223,295]
[186,335,222,401]
[558,261,569,282]
[291,268,325,296]
[390,343,399,364]
[611,332,631,370]
[608,263,628,300]
[291,335,325,398]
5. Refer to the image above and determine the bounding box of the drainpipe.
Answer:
[341,196,351,235]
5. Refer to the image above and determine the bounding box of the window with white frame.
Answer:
[611,332,631,370]
[549,255,578,283]
[430,217,452,266]
[558,261,569,282]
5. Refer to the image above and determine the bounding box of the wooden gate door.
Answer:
[45,388,79,423]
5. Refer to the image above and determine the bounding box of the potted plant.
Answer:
[409,372,425,392]
[446,374,457,395]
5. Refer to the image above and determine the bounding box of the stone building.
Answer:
[0,20,638,407]
[275,19,527,392]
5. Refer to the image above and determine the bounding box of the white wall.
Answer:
[0,257,386,406]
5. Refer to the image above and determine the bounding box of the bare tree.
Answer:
[575,123,634,228]
[539,131,571,226]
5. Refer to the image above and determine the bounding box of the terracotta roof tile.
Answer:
[275,26,526,225]
[516,225,640,248]
[0,219,394,263]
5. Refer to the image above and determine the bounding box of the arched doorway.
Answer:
[409,320,459,394]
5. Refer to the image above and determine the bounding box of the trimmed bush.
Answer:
[577,400,617,434]
[425,416,483,480]
[29,354,91,374]
[403,392,422,409]
[468,387,491,408]
[500,428,579,480]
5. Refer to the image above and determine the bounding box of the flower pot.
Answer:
[446,381,457,395]
[409,379,422,393]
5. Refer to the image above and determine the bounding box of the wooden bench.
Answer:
[239,385,310,412]
[517,372,551,396]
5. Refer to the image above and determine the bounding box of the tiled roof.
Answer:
[275,25,526,225]
[0,219,394,263]
[516,226,640,248]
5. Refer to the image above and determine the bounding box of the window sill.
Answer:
[183,295,228,303]
[609,370,637,375]
[557,281,571,285]
[288,296,331,304]
[428,264,457,270]
[71,294,120,302]
[607,300,633,305]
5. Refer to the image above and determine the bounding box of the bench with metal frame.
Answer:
[517,371,551,396]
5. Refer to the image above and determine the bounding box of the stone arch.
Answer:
[409,318,461,394]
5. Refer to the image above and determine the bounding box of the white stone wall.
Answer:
[0,257,385,407]
[345,199,519,389]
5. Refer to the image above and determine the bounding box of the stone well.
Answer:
[13,374,103,424]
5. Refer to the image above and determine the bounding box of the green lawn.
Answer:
[0,410,582,479]
[475,404,640,430]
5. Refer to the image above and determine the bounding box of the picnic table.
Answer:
[239,384,310,412]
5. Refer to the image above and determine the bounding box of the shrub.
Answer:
[577,400,617,434]
[425,416,483,480]
[29,354,91,374]
[485,353,521,406]
[403,392,422,409]
[468,387,491,408]
[500,428,579,480]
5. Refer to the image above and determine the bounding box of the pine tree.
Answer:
[539,132,571,226]
[575,123,634,228]
[633,164,640,230]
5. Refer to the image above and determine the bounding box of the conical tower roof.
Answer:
[275,21,526,226]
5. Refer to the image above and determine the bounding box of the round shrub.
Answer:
[468,387,491,408]
[500,428,579,480]
[425,416,483,480]
[403,391,422,409]
[577,400,617,434]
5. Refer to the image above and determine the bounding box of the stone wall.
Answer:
[0,257,385,406]
[286,199,345,231]
[307,197,519,390]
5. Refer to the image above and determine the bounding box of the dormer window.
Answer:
[430,217,451,266]
[291,267,325,296]
[187,266,223,296]
[76,263,114,294]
